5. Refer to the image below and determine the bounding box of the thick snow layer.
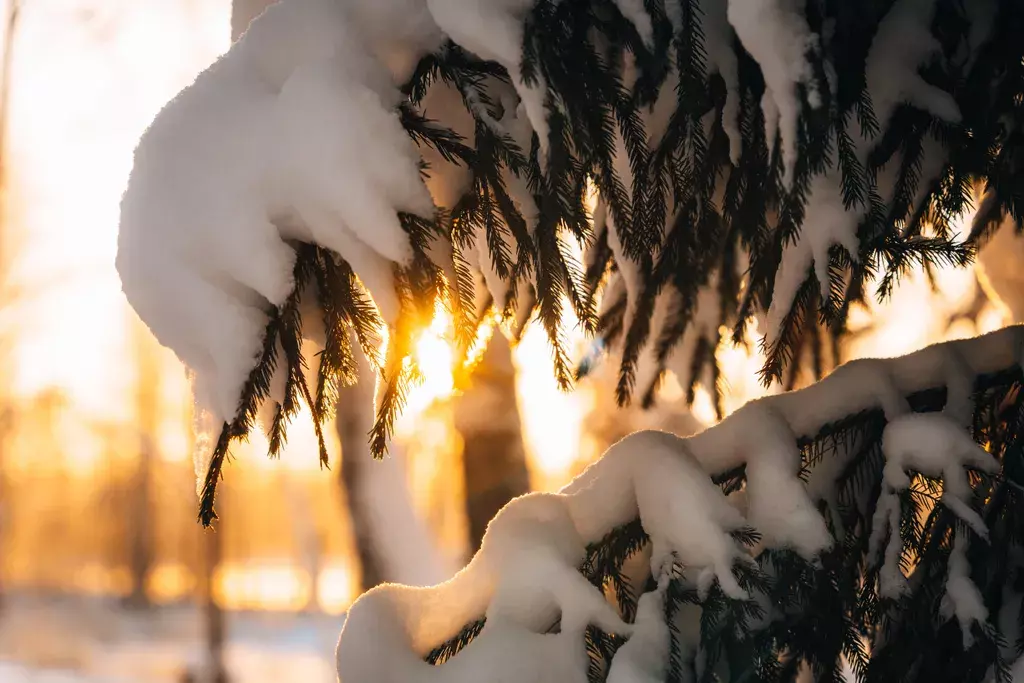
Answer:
[741,405,833,557]
[118,0,443,436]
[727,0,819,188]
[336,326,1024,682]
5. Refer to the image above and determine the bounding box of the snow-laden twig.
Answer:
[867,340,999,601]
[726,0,819,188]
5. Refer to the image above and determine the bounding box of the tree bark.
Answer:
[0,0,20,615]
[336,376,386,591]
[454,336,530,552]
[199,525,228,683]
[335,343,452,589]
[126,315,158,609]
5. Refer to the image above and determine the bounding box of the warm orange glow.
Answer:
[317,563,359,615]
[214,561,312,612]
[147,562,195,604]
[513,317,600,492]
[401,307,458,425]
[72,563,132,597]
[0,0,1015,624]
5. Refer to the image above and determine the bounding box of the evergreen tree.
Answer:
[117,0,1024,681]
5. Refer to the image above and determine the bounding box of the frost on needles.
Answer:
[117,0,1023,519]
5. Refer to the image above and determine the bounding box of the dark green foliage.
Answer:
[198,0,1024,537]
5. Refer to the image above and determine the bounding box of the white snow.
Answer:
[606,575,670,683]
[741,405,833,557]
[762,0,969,348]
[864,0,960,129]
[727,0,820,188]
[0,596,340,683]
[671,288,719,395]
[765,162,862,348]
[881,412,997,539]
[869,358,997,601]
[940,532,988,649]
[868,487,906,597]
[699,0,742,164]
[118,0,444,447]
[634,285,682,400]
[613,0,654,50]
[426,0,550,165]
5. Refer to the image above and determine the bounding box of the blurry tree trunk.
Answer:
[126,315,158,609]
[125,435,154,606]
[0,0,20,614]
[198,526,228,683]
[282,470,323,612]
[336,342,451,590]
[336,378,386,590]
[454,337,530,551]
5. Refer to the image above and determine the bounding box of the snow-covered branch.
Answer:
[116,0,1022,523]
[336,325,1022,681]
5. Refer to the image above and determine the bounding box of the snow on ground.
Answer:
[0,595,340,683]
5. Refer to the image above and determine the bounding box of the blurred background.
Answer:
[0,1,1021,682]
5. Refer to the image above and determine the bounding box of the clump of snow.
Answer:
[427,0,550,165]
[764,163,862,349]
[870,390,997,600]
[118,0,443,447]
[868,487,906,597]
[613,0,655,50]
[565,431,752,599]
[864,0,960,128]
[337,491,631,682]
[763,0,968,350]
[881,412,997,538]
[742,405,833,557]
[727,0,820,188]
[941,532,988,649]
[699,0,742,164]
